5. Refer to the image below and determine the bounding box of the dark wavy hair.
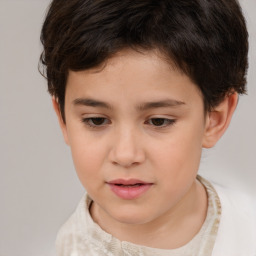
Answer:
[39,0,248,122]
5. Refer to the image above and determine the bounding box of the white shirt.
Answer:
[56,177,256,256]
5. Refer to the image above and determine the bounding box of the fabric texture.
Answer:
[56,177,256,256]
[211,183,256,256]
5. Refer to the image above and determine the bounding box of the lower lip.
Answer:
[108,183,153,200]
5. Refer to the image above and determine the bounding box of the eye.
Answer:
[81,117,110,128]
[146,118,176,128]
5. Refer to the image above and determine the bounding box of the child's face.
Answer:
[60,49,209,225]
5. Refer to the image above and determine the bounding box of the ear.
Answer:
[52,97,70,145]
[203,92,238,148]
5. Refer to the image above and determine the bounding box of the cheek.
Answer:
[152,132,203,204]
[67,132,107,185]
[153,126,203,178]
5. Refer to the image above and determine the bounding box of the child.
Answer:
[40,0,256,255]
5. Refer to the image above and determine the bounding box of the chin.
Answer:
[110,208,154,225]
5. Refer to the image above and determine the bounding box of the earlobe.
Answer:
[52,97,70,145]
[202,92,238,148]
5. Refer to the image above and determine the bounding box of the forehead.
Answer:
[65,49,203,111]
[82,49,182,78]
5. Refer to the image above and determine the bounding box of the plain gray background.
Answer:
[0,0,255,255]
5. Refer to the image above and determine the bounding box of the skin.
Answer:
[53,49,238,249]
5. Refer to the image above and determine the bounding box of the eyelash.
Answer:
[81,117,110,129]
[81,117,176,129]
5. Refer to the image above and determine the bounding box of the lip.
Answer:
[106,179,153,200]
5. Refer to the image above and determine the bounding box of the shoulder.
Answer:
[55,194,124,256]
[55,194,97,256]
[55,210,80,248]
[210,181,256,256]
[213,182,256,222]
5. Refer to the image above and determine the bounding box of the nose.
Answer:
[109,127,146,168]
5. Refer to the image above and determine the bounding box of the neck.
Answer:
[90,179,207,249]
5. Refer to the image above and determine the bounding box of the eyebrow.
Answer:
[73,98,112,109]
[137,99,185,111]
[72,98,185,111]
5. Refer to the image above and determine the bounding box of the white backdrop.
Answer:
[0,0,255,255]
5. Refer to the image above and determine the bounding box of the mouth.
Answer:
[106,179,153,200]
[114,183,144,187]
[107,179,153,187]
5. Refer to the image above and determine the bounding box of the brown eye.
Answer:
[81,117,110,128]
[147,118,176,128]
[90,118,106,125]
[151,118,165,126]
